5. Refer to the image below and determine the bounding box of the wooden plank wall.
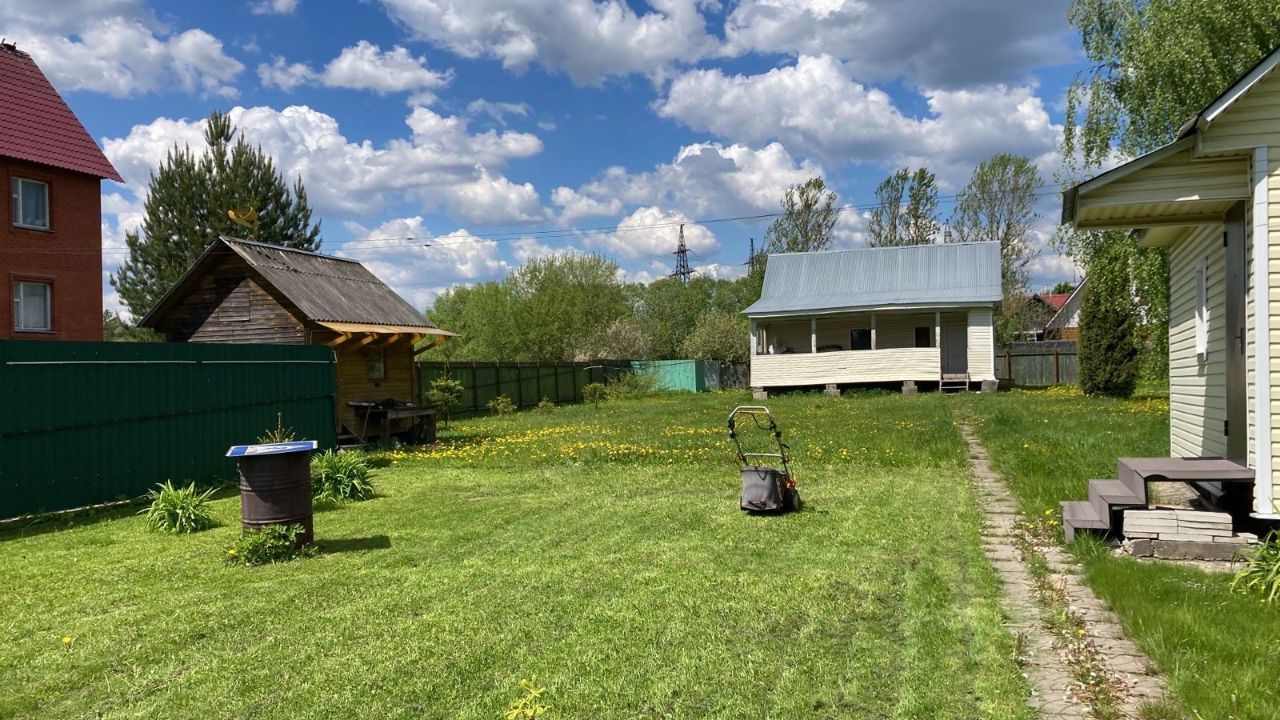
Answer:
[161,256,306,344]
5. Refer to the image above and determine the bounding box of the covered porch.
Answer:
[749,307,994,393]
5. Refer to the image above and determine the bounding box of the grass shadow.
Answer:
[316,534,392,554]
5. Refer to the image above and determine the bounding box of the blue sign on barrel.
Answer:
[225,440,318,458]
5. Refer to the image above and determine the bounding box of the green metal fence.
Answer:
[0,341,337,519]
[416,361,633,417]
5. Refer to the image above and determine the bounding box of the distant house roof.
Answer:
[141,237,441,331]
[1045,278,1087,331]
[743,242,1002,317]
[1038,292,1072,312]
[0,43,121,181]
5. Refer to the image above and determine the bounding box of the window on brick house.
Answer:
[14,281,51,331]
[11,178,49,230]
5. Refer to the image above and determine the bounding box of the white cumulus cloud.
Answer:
[258,41,452,100]
[377,0,718,85]
[585,206,718,260]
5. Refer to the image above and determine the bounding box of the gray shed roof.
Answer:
[743,242,1001,317]
[141,237,437,329]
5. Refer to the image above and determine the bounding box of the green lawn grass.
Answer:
[960,385,1280,720]
[1,391,1030,719]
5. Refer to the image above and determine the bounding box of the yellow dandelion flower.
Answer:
[61,636,73,645]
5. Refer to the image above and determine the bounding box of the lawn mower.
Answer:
[728,405,801,514]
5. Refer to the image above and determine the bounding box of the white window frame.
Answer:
[13,280,52,332]
[1194,256,1208,358]
[11,177,50,230]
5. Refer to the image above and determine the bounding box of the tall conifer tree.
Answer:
[112,111,321,318]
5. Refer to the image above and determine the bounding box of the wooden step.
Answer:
[1088,478,1144,521]
[1062,500,1107,544]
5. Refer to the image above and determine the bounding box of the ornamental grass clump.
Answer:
[310,450,375,502]
[1232,532,1280,603]
[142,481,216,534]
[224,524,313,566]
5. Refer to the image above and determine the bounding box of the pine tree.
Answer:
[1078,243,1139,398]
[112,111,322,319]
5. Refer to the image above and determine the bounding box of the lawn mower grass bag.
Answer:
[728,405,801,514]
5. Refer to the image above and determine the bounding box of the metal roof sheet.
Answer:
[743,242,1001,317]
[0,43,122,181]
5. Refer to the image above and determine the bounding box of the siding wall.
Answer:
[1168,224,1228,458]
[334,339,416,437]
[967,308,996,381]
[1199,71,1280,512]
[751,348,940,388]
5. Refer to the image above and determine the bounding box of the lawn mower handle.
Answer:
[726,405,791,475]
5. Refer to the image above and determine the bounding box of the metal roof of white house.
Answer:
[743,242,1002,317]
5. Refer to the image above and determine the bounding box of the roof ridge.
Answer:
[768,241,998,257]
[221,236,359,264]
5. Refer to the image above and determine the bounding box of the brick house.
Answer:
[0,42,121,341]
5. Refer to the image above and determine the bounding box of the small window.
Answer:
[366,349,385,381]
[850,329,872,350]
[14,281,51,331]
[914,326,932,348]
[1195,256,1208,357]
[11,178,49,229]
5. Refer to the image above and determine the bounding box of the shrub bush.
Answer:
[582,382,609,408]
[606,370,660,399]
[310,450,375,502]
[536,396,556,411]
[1232,532,1280,603]
[257,412,296,443]
[488,394,517,416]
[1078,243,1139,398]
[224,524,313,566]
[426,376,465,428]
[142,481,216,534]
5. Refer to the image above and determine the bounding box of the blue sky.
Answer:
[2,0,1089,316]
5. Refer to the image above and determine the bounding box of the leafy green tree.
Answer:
[950,154,1042,345]
[679,309,749,363]
[112,111,321,319]
[575,316,653,360]
[425,376,465,428]
[761,177,839,259]
[102,310,159,342]
[1049,281,1077,295]
[1064,0,1280,168]
[867,167,938,246]
[1078,240,1140,398]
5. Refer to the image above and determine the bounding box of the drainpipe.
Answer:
[1252,146,1277,517]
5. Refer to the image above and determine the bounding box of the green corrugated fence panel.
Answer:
[0,340,337,519]
[415,360,632,416]
[633,359,707,392]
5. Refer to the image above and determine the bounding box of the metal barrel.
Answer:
[238,452,314,546]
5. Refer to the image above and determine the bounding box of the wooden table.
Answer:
[348,403,437,444]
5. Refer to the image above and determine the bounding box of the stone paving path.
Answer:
[960,423,1166,719]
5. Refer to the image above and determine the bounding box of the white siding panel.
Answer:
[1169,223,1228,458]
[967,308,996,381]
[751,348,940,388]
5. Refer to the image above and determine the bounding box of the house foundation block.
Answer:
[823,384,841,397]
[980,379,998,393]
[751,386,768,400]
[901,380,917,395]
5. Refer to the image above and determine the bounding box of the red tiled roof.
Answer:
[0,43,122,181]
[1039,293,1072,311]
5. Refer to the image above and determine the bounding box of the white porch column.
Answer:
[749,320,758,357]
[1253,146,1275,516]
[870,313,877,350]
[810,318,817,353]
[934,311,941,348]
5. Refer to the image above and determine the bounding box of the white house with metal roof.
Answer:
[1058,43,1280,541]
[743,242,1001,396]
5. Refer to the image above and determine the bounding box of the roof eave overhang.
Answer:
[137,239,232,329]
[744,299,1001,319]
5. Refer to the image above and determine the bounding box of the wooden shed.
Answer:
[140,237,454,443]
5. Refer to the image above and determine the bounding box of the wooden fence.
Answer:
[996,341,1078,386]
